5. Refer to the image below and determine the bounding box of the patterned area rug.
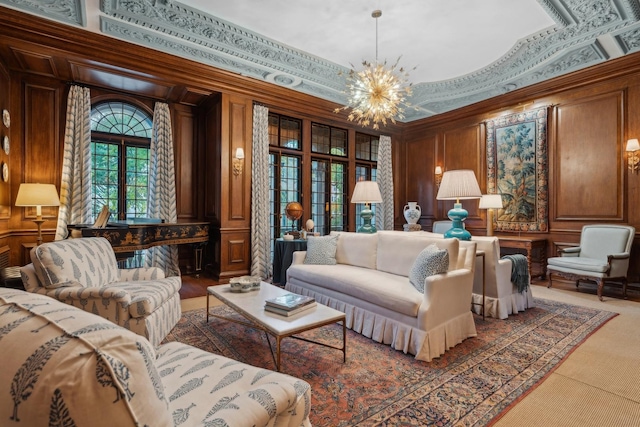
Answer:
[163,298,616,426]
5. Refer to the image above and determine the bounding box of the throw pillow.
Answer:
[304,234,339,265]
[409,244,449,292]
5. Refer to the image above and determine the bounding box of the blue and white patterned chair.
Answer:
[0,288,312,427]
[20,237,181,346]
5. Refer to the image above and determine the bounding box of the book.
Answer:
[264,293,315,311]
[264,301,317,317]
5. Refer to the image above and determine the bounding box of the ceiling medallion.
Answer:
[335,9,414,130]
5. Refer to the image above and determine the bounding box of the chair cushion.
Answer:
[117,277,182,318]
[303,234,338,265]
[0,288,171,427]
[31,237,119,289]
[409,245,449,292]
[547,256,609,273]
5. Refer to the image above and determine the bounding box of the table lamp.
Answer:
[435,170,482,240]
[351,180,382,233]
[479,194,503,236]
[15,183,60,245]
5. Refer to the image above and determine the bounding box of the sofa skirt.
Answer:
[286,280,477,362]
[471,287,535,320]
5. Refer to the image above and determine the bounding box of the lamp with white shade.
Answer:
[479,194,504,236]
[351,180,383,233]
[15,183,60,246]
[435,170,482,240]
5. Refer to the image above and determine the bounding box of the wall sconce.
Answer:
[435,166,443,188]
[233,147,245,176]
[626,139,640,173]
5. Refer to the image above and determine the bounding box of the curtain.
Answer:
[146,102,180,276]
[250,104,271,279]
[55,85,92,240]
[377,135,394,230]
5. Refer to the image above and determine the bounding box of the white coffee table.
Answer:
[206,282,346,371]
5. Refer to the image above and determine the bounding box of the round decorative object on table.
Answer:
[3,135,8,155]
[2,109,9,128]
[285,201,303,222]
[1,162,7,182]
[403,202,421,224]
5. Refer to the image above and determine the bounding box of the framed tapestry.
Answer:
[486,106,548,232]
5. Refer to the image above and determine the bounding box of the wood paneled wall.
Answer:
[4,6,640,283]
[402,54,640,281]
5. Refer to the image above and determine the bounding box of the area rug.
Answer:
[163,298,616,426]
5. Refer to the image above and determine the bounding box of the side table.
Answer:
[1,266,25,290]
[497,236,547,279]
[272,238,307,286]
[403,224,422,232]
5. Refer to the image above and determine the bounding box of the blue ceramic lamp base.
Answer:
[444,202,471,241]
[357,207,377,233]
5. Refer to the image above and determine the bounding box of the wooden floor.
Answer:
[181,274,640,303]
[179,275,219,299]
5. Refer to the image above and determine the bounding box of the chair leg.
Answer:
[596,278,604,302]
[623,279,628,300]
[547,273,552,288]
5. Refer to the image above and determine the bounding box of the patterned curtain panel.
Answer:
[377,135,394,230]
[55,85,92,240]
[250,104,271,279]
[146,102,180,276]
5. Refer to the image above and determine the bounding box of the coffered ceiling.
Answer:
[2,0,640,122]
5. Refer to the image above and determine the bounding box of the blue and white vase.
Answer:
[403,202,421,224]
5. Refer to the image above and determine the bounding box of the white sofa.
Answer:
[0,288,311,427]
[285,231,477,362]
[20,237,181,346]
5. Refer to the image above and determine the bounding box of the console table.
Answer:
[497,236,547,279]
[272,238,307,286]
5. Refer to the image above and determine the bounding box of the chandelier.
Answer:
[335,9,414,130]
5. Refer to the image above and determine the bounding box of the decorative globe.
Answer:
[285,202,303,221]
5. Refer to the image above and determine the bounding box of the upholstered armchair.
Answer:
[547,224,635,301]
[432,220,463,234]
[471,236,534,319]
[20,237,181,346]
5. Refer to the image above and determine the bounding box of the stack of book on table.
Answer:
[264,293,316,317]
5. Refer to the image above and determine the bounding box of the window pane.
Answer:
[91,102,152,138]
[90,101,152,221]
[311,159,347,234]
[268,113,301,150]
[311,123,330,154]
[355,133,378,161]
[268,153,301,255]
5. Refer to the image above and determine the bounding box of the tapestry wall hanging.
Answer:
[486,106,548,232]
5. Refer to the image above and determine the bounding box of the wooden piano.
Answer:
[67,220,210,274]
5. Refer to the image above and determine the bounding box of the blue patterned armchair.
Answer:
[20,237,181,346]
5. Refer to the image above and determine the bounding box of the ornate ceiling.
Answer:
[2,0,640,122]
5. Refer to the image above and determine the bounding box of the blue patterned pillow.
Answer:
[304,234,339,265]
[409,244,449,292]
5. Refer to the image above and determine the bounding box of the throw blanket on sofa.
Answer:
[502,254,529,293]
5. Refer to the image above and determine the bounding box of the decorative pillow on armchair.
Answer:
[409,244,449,292]
[304,234,339,265]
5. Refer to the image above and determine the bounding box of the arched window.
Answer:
[90,101,153,220]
